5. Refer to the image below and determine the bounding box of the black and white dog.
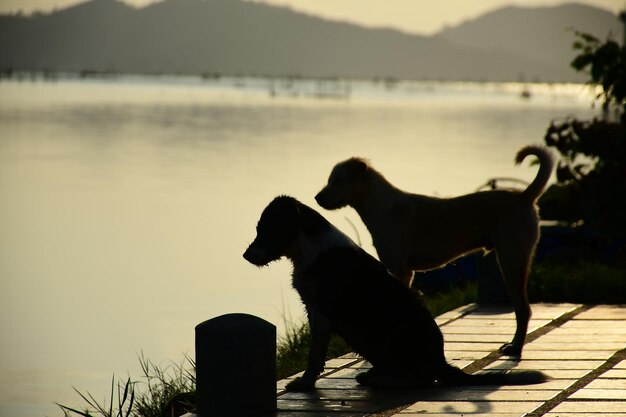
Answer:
[243,196,547,391]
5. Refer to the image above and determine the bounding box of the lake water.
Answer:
[0,76,599,416]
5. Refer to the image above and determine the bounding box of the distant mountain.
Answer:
[0,0,621,82]
[436,2,623,82]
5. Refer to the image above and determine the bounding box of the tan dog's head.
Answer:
[315,157,369,210]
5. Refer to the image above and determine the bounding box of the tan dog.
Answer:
[315,145,554,356]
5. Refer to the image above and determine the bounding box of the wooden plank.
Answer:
[277,398,378,413]
[569,388,626,400]
[600,369,626,378]
[516,350,615,360]
[585,378,626,389]
[399,400,543,414]
[442,319,550,329]
[612,359,626,369]
[524,341,626,351]
[443,333,511,342]
[550,400,626,413]
[486,360,604,370]
[531,333,626,343]
[575,305,626,320]
[408,388,561,402]
[441,326,536,335]
[444,342,503,351]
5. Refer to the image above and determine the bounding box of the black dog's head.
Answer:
[243,195,333,266]
[243,196,301,266]
[315,157,369,210]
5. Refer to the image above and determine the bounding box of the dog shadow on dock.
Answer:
[275,359,505,416]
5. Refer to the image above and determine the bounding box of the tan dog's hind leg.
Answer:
[377,249,414,287]
[390,265,415,288]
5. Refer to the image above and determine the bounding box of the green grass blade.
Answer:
[56,403,95,417]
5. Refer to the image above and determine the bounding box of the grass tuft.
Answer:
[57,376,135,417]
[57,353,195,417]
[133,351,195,417]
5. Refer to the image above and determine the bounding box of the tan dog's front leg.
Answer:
[285,311,331,391]
[499,298,531,357]
[496,245,534,357]
[378,251,413,287]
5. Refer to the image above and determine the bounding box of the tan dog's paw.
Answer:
[499,343,523,357]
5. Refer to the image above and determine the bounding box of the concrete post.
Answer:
[195,313,276,416]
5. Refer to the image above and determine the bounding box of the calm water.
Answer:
[0,76,598,416]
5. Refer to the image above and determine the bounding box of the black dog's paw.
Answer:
[285,376,316,392]
[499,343,522,358]
[355,370,373,386]
[356,368,421,389]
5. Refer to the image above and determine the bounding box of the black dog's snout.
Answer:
[243,244,267,266]
[242,247,253,263]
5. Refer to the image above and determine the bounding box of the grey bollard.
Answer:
[195,313,276,417]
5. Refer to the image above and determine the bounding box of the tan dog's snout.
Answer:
[315,186,344,210]
[316,157,369,210]
[314,188,331,208]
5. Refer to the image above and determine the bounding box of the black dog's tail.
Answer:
[439,363,549,386]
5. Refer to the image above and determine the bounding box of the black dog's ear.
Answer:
[262,195,300,233]
[297,201,331,236]
[271,195,301,224]
[347,157,369,179]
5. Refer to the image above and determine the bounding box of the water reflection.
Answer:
[0,78,598,417]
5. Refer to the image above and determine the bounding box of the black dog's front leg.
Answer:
[285,310,331,391]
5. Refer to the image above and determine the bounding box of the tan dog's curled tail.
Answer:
[515,145,554,203]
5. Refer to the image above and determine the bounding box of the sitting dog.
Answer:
[243,196,547,391]
[315,145,554,357]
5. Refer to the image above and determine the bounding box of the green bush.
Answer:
[529,260,626,304]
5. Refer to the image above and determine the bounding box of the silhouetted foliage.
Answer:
[570,29,626,119]
[540,21,626,249]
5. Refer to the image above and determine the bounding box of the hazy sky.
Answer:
[0,0,623,34]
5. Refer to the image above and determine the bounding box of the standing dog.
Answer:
[315,145,554,356]
[243,196,547,391]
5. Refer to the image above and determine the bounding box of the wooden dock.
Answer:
[274,303,626,416]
